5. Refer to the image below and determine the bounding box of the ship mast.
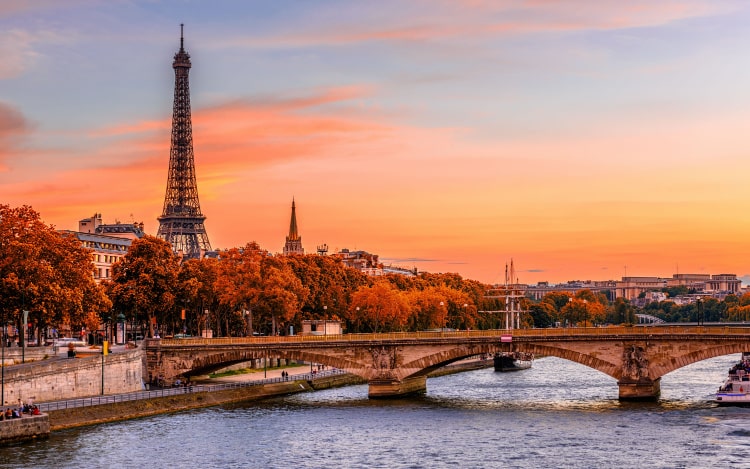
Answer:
[480,259,527,330]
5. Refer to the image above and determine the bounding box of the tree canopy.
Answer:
[0,204,110,342]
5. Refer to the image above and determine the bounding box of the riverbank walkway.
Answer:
[35,368,345,412]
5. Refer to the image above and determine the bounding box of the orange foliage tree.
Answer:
[0,204,111,344]
[350,281,410,332]
[108,235,180,338]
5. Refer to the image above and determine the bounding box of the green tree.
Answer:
[611,298,636,324]
[528,302,555,328]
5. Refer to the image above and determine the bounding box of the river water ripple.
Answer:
[2,355,750,468]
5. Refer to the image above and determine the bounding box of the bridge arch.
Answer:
[146,328,750,401]
[401,344,501,378]
[647,344,743,379]
[154,347,377,383]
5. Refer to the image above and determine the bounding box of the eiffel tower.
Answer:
[157,25,212,259]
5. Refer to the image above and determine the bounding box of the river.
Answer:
[2,354,750,468]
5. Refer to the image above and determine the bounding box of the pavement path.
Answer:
[208,364,328,383]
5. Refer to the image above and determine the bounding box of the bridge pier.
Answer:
[368,376,427,399]
[617,378,661,402]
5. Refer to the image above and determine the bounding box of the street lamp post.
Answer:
[117,312,125,345]
[583,299,588,328]
[323,306,327,336]
[134,309,138,346]
[22,310,28,364]
[1,313,5,409]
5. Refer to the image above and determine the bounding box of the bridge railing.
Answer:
[153,325,750,347]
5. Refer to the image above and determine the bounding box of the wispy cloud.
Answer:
[206,1,731,50]
[0,29,41,79]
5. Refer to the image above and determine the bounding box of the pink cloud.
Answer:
[0,101,32,171]
[0,85,406,228]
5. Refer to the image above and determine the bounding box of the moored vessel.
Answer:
[481,260,534,372]
[715,353,750,405]
[493,352,533,372]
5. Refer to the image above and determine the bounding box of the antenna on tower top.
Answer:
[180,23,184,49]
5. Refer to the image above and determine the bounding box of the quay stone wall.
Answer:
[2,349,144,406]
[0,414,50,445]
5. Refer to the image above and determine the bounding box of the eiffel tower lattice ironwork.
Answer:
[157,24,212,258]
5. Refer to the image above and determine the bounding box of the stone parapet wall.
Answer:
[1,346,54,365]
[0,414,50,445]
[2,349,144,406]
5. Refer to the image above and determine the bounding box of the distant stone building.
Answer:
[334,248,379,270]
[615,273,741,301]
[615,277,669,300]
[282,199,304,255]
[61,213,145,282]
[332,248,416,277]
[300,319,342,336]
[526,280,616,301]
[706,274,741,294]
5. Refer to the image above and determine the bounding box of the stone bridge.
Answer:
[143,326,750,401]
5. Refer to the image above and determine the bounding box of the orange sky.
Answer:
[1,1,750,284]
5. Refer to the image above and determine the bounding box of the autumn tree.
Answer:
[255,254,307,335]
[108,235,180,338]
[285,254,367,322]
[213,244,308,336]
[559,290,607,326]
[351,281,410,332]
[0,204,110,344]
[174,257,221,336]
[403,286,451,331]
[726,293,750,321]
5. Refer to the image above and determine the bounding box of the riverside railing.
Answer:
[155,325,750,346]
[36,368,346,412]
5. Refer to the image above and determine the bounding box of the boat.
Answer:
[481,260,534,372]
[715,353,750,405]
[493,352,533,372]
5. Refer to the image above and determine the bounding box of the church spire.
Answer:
[288,198,299,241]
[283,198,304,255]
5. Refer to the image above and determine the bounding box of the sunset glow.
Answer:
[2,1,750,284]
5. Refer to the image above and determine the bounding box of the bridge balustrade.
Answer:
[155,325,750,346]
[147,325,750,402]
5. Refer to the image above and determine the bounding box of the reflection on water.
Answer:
[1,354,749,468]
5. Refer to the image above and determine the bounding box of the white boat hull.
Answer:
[715,353,750,405]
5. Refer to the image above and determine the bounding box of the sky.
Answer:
[2,0,750,285]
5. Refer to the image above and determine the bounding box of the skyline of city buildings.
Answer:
[65,210,746,303]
